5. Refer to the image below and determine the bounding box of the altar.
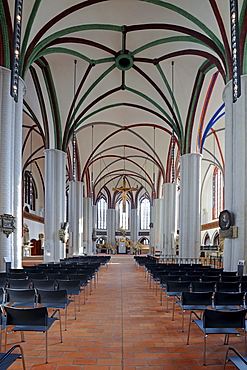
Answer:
[119,240,126,253]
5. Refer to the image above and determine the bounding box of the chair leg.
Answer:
[172,296,176,321]
[21,331,25,342]
[57,309,63,343]
[65,307,67,331]
[203,331,207,366]
[74,296,76,319]
[186,313,193,345]
[45,330,48,363]
[19,345,26,370]
[182,309,185,332]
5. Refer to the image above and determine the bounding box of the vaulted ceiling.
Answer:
[3,0,245,209]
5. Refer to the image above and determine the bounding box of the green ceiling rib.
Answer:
[184,70,204,154]
[125,86,181,141]
[243,40,247,74]
[23,24,122,77]
[132,35,207,55]
[35,47,92,64]
[75,103,126,128]
[155,63,183,141]
[239,0,247,32]
[19,0,42,76]
[240,0,247,74]
[0,0,10,68]
[64,64,116,147]
[138,0,226,58]
[41,64,62,149]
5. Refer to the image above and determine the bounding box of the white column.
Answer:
[223,75,247,271]
[179,153,201,259]
[83,197,93,255]
[44,149,66,263]
[92,204,97,254]
[154,198,163,253]
[107,208,116,248]
[163,182,178,258]
[130,208,139,244]
[12,76,25,268]
[68,181,83,256]
[0,68,25,271]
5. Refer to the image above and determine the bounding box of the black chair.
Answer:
[187,308,247,365]
[165,281,191,319]
[27,273,47,280]
[68,274,88,304]
[212,292,245,310]
[5,289,37,307]
[240,281,247,292]
[176,291,213,331]
[7,273,27,280]
[7,279,31,289]
[57,279,81,316]
[4,306,62,364]
[32,279,57,290]
[0,344,25,370]
[216,281,240,292]
[201,275,221,282]
[224,346,247,369]
[221,276,240,282]
[191,281,216,292]
[159,275,181,305]
[37,289,72,330]
[0,278,7,289]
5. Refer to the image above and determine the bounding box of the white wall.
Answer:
[23,218,44,242]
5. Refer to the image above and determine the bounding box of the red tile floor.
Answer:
[7,256,242,369]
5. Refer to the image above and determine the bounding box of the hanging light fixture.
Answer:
[72,60,77,181]
[112,146,138,212]
[171,61,175,183]
[29,128,33,210]
[91,124,94,199]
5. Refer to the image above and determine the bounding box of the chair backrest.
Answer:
[56,280,81,293]
[216,281,240,292]
[213,291,245,307]
[32,279,57,290]
[201,275,221,282]
[203,308,247,329]
[240,281,247,292]
[4,306,48,326]
[166,281,191,293]
[181,291,213,306]
[37,289,67,304]
[7,279,31,289]
[46,273,68,280]
[8,273,27,279]
[160,275,180,284]
[6,288,36,304]
[191,281,216,292]
[27,273,46,280]
[221,276,240,282]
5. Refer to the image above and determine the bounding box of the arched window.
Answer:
[140,197,150,230]
[118,200,129,230]
[97,197,107,229]
[212,167,223,220]
[24,170,36,211]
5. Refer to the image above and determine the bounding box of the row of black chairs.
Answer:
[136,257,247,368]
[0,257,111,367]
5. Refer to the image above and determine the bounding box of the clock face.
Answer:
[219,210,231,230]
